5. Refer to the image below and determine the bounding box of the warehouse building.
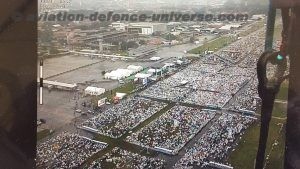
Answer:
[127,22,167,35]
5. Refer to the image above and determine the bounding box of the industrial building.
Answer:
[128,22,167,35]
[42,80,77,91]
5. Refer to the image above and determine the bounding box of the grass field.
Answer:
[188,36,236,54]
[188,20,265,55]
[37,129,52,141]
[272,102,287,118]
[228,118,285,169]
[276,81,289,101]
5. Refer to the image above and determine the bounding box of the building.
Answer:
[111,22,128,31]
[128,22,167,35]
[42,80,77,91]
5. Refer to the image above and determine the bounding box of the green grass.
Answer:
[272,102,287,118]
[228,118,285,169]
[274,23,283,41]
[265,125,285,169]
[37,129,52,141]
[188,36,236,54]
[188,21,265,55]
[276,82,289,101]
[115,51,129,56]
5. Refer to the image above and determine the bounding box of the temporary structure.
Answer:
[84,86,105,96]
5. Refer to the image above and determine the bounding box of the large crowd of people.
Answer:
[219,66,256,77]
[229,78,261,112]
[126,106,216,154]
[139,30,267,108]
[141,60,251,108]
[184,91,231,108]
[81,97,167,138]
[37,24,268,169]
[37,132,107,169]
[190,74,250,94]
[216,30,265,64]
[174,113,255,168]
[87,147,166,169]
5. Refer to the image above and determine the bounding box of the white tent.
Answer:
[105,69,134,80]
[115,93,127,99]
[85,86,105,96]
[150,57,161,61]
[176,60,184,65]
[127,65,143,73]
[135,73,152,79]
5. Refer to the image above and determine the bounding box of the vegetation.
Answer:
[228,118,285,169]
[188,36,236,54]
[120,41,139,50]
[37,129,53,141]
[276,81,289,101]
[163,33,177,41]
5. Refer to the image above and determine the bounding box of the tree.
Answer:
[127,41,139,49]
[163,33,177,41]
[139,40,146,45]
[190,36,196,43]
[120,41,139,51]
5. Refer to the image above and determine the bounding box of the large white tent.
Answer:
[84,86,105,96]
[105,65,143,80]
[127,65,143,73]
[105,69,134,80]
[135,73,152,79]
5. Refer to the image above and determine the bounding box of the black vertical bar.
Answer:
[284,7,300,169]
[265,2,276,51]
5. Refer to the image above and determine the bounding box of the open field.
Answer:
[43,55,99,78]
[228,118,285,169]
[188,36,236,54]
[276,81,289,101]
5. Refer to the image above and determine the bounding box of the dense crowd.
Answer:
[238,30,265,68]
[216,30,265,64]
[141,83,191,102]
[141,61,250,108]
[219,66,256,77]
[37,132,107,169]
[174,113,255,168]
[87,147,166,169]
[199,54,228,65]
[188,63,225,73]
[37,25,269,169]
[126,106,216,154]
[139,30,267,108]
[184,91,231,108]
[229,78,261,112]
[81,97,167,138]
[190,74,250,94]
